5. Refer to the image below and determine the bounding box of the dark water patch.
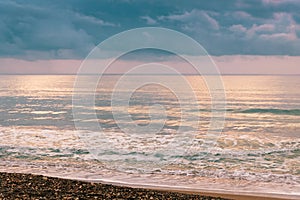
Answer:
[188,108,300,116]
[238,108,300,116]
[72,149,90,155]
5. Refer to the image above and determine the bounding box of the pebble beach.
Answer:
[0,172,228,200]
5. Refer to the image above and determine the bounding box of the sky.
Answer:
[0,0,300,74]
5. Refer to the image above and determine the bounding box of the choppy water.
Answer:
[0,75,299,197]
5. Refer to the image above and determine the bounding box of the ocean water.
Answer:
[0,75,299,197]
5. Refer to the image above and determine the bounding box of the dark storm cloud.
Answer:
[0,0,299,60]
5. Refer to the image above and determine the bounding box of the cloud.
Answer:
[0,0,116,60]
[229,24,247,33]
[231,11,252,19]
[140,16,157,25]
[159,9,220,30]
[262,0,300,5]
[229,12,298,40]
[0,0,300,60]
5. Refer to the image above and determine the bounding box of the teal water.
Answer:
[0,75,299,196]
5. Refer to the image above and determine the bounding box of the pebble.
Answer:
[0,172,228,200]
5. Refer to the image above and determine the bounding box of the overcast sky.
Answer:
[0,0,300,74]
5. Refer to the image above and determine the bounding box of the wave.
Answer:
[237,108,300,116]
[192,108,300,116]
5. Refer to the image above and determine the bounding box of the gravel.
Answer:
[0,172,229,200]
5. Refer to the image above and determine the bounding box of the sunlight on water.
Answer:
[0,75,299,195]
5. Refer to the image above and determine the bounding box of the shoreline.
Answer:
[0,172,298,200]
[74,178,300,200]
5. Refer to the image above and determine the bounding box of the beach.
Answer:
[1,172,297,200]
[0,172,227,199]
[1,0,300,199]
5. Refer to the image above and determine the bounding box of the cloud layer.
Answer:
[1,0,300,60]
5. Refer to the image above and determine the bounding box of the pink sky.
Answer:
[0,55,299,75]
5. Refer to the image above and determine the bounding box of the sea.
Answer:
[0,75,299,197]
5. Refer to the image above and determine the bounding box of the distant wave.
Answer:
[193,108,300,116]
[237,108,300,116]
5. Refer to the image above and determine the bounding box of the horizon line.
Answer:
[0,73,300,76]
